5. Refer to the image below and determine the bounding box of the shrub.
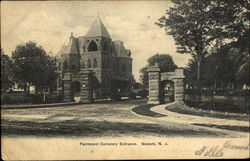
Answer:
[138,89,148,98]
[128,91,136,100]
[111,93,121,101]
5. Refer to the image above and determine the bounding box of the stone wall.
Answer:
[147,65,161,104]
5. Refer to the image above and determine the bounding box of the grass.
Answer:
[1,99,147,119]
[192,123,250,133]
[1,98,230,138]
[167,103,250,121]
[184,100,249,114]
[1,118,226,138]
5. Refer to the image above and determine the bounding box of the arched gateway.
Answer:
[62,70,94,103]
[147,64,185,104]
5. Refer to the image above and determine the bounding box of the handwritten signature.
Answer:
[195,145,224,157]
[195,141,249,157]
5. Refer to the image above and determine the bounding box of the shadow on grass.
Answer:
[132,104,166,118]
[1,119,227,137]
[192,123,249,133]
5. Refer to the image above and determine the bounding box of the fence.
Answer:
[184,89,250,114]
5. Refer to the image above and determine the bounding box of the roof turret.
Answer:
[67,32,79,54]
[85,16,111,39]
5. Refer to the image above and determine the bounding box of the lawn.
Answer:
[1,99,229,138]
[167,103,249,121]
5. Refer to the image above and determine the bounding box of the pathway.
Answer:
[132,102,249,138]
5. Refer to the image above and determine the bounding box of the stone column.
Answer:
[80,70,94,103]
[147,65,161,104]
[63,72,73,102]
[173,68,185,104]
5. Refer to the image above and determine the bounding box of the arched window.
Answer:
[93,58,98,68]
[122,64,126,72]
[88,40,98,52]
[81,61,85,69]
[87,59,92,68]
[63,60,68,70]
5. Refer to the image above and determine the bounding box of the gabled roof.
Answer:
[112,40,130,57]
[85,16,111,39]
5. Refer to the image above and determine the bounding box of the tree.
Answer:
[11,42,57,94]
[209,0,249,87]
[140,67,149,88]
[186,44,249,89]
[156,0,214,83]
[1,49,14,92]
[131,75,142,89]
[209,0,249,53]
[140,53,178,87]
[157,0,249,89]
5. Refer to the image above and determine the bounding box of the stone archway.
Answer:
[147,64,185,104]
[71,81,81,102]
[160,80,175,104]
[62,70,94,103]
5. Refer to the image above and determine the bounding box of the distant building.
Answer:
[56,16,132,100]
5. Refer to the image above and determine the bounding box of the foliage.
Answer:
[186,44,249,88]
[131,75,143,89]
[128,91,136,100]
[139,67,149,88]
[1,49,14,92]
[156,0,249,87]
[11,42,57,94]
[140,54,178,87]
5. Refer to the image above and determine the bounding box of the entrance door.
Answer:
[71,81,81,102]
[160,80,175,104]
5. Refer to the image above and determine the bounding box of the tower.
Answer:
[80,15,113,98]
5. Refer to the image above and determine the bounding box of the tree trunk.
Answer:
[27,84,30,95]
[214,80,217,89]
[24,86,28,96]
[197,60,201,82]
[196,56,202,101]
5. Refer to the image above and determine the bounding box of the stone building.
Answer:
[55,16,133,101]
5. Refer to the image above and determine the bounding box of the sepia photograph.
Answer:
[1,0,249,160]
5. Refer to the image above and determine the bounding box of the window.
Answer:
[63,60,68,70]
[81,61,85,69]
[88,40,98,52]
[93,58,98,68]
[122,64,126,72]
[87,59,92,68]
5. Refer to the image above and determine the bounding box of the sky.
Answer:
[1,1,191,81]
